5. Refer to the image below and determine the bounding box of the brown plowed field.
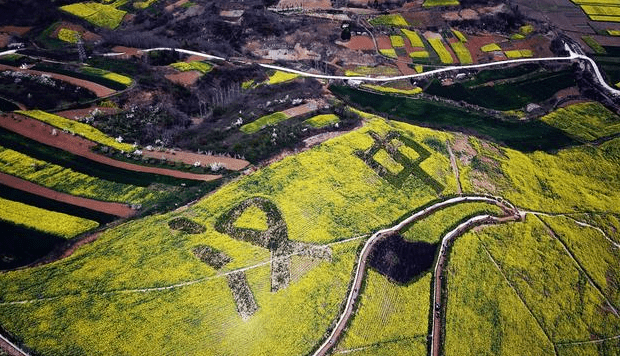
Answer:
[344,36,375,51]
[142,149,249,171]
[165,71,201,86]
[0,172,135,217]
[0,114,222,182]
[0,64,115,98]
[376,36,392,50]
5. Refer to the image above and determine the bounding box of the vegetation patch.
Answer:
[540,101,620,142]
[481,43,501,52]
[192,245,232,269]
[356,131,444,192]
[409,50,430,59]
[267,71,299,85]
[379,48,398,58]
[369,14,409,27]
[582,36,607,54]
[59,2,126,29]
[57,28,79,43]
[504,49,533,58]
[390,35,405,47]
[452,29,467,42]
[362,84,422,95]
[168,217,206,234]
[240,111,290,134]
[423,0,459,7]
[233,204,268,231]
[401,29,424,47]
[17,110,135,152]
[79,66,133,87]
[304,114,340,128]
[449,41,473,64]
[0,197,98,238]
[170,61,213,74]
[427,38,453,64]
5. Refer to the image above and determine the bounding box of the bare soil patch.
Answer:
[464,33,507,63]
[452,134,477,165]
[0,26,32,36]
[142,149,249,170]
[0,64,114,98]
[165,0,189,12]
[0,172,135,217]
[165,71,201,86]
[0,114,222,182]
[277,0,331,9]
[344,36,375,51]
[396,58,416,75]
[0,34,10,48]
[376,35,392,50]
[111,46,143,57]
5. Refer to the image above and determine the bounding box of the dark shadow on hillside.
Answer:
[369,234,438,284]
[330,85,578,152]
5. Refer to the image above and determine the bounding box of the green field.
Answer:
[401,29,424,47]
[481,43,502,52]
[379,48,398,59]
[0,118,458,355]
[60,2,126,29]
[540,102,620,142]
[362,84,422,95]
[390,35,405,47]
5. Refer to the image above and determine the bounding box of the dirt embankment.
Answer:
[0,114,222,181]
[142,149,249,171]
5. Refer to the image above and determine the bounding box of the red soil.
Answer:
[464,33,507,63]
[0,33,10,48]
[376,36,392,50]
[142,149,249,171]
[345,36,375,51]
[0,26,32,36]
[0,114,222,182]
[165,71,201,86]
[396,58,417,75]
[55,107,119,120]
[0,172,135,217]
[282,100,320,117]
[50,22,102,43]
[0,64,115,98]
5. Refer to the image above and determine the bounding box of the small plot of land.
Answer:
[344,36,375,51]
[55,107,119,121]
[304,114,340,128]
[59,2,127,29]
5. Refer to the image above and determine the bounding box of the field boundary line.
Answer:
[556,334,620,346]
[445,140,462,195]
[480,241,558,356]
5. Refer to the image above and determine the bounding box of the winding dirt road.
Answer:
[313,196,519,356]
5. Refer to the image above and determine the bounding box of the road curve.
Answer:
[312,195,517,356]
[430,214,520,356]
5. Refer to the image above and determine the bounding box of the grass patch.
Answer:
[582,36,607,54]
[60,2,126,29]
[362,84,422,95]
[427,38,453,64]
[240,112,290,134]
[304,114,340,128]
[369,14,409,27]
[17,110,136,152]
[450,41,473,64]
[170,61,213,74]
[540,101,620,142]
[0,197,98,238]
